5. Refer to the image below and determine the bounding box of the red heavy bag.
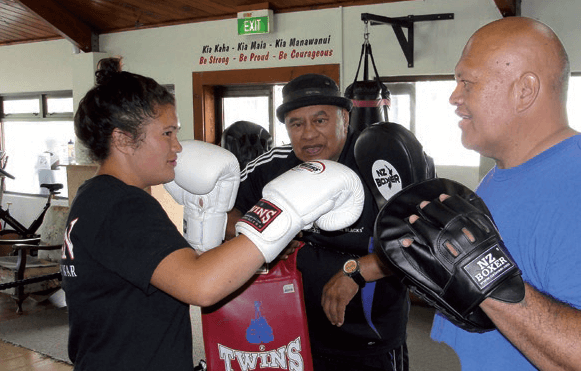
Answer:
[202,247,313,371]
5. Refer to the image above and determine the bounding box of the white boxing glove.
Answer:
[235,160,364,263]
[164,140,240,253]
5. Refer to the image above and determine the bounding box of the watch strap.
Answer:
[349,269,366,288]
[344,259,366,288]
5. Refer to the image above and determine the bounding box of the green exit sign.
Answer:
[238,17,269,35]
[237,9,273,36]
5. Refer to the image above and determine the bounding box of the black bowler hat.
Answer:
[276,74,353,123]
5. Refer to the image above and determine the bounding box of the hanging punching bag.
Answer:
[221,120,273,170]
[345,41,391,133]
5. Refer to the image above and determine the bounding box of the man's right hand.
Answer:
[278,237,303,260]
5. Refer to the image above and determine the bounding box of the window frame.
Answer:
[215,85,275,134]
[382,75,455,135]
[1,90,74,198]
[382,82,416,133]
[1,91,73,121]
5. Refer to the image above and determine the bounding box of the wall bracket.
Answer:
[361,13,454,68]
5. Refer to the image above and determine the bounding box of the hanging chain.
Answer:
[364,20,370,45]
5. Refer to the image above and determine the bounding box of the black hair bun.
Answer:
[95,57,123,85]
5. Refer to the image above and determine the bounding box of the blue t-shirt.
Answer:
[431,134,581,370]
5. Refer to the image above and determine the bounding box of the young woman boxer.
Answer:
[61,57,363,371]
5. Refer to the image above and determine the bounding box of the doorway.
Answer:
[192,64,340,144]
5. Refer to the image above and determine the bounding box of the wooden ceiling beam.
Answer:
[493,0,520,17]
[15,0,96,52]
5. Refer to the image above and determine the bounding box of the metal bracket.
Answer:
[91,32,100,53]
[361,13,454,68]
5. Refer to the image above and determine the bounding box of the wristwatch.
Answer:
[343,259,366,288]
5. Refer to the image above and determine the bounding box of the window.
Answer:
[219,74,581,168]
[385,79,480,167]
[1,92,74,197]
[219,85,290,146]
[273,85,289,146]
[568,74,581,131]
[385,74,581,167]
[220,79,480,167]
[218,79,476,162]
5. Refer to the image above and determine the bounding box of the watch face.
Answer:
[344,259,358,274]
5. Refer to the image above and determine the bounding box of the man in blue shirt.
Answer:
[430,16,581,370]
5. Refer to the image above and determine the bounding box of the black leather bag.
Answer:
[344,41,391,133]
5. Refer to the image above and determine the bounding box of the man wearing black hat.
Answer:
[226,73,409,371]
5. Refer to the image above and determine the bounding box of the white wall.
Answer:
[341,0,502,78]
[0,39,74,93]
[0,0,578,219]
[522,0,581,72]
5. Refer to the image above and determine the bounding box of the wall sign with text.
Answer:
[197,34,335,67]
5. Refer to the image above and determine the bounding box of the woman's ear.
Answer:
[514,72,540,113]
[111,128,135,155]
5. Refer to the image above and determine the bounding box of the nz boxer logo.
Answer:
[463,245,516,289]
[372,160,402,201]
[241,200,282,232]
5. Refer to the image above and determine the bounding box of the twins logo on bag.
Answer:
[218,338,305,371]
[372,160,402,201]
[216,300,306,371]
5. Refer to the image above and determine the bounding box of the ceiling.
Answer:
[1,0,518,52]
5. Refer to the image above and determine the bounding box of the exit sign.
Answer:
[237,9,273,35]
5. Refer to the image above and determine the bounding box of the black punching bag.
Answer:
[221,121,273,170]
[345,80,390,133]
[345,41,391,133]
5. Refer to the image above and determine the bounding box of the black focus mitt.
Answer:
[374,178,525,332]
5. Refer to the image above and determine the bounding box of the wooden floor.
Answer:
[0,293,72,371]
